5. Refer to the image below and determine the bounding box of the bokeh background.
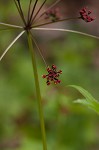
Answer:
[0,0,99,149]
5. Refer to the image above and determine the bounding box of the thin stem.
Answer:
[27,0,32,23]
[29,0,38,26]
[33,27,99,39]
[0,30,25,61]
[30,32,48,67]
[0,22,23,29]
[13,0,24,23]
[0,28,19,31]
[32,17,80,28]
[17,0,27,25]
[27,31,47,150]
[31,0,47,24]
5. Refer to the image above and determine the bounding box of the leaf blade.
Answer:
[70,85,99,114]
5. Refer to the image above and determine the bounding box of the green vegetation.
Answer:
[0,0,99,149]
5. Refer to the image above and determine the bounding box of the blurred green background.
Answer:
[0,0,99,150]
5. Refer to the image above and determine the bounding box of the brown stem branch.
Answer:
[32,17,81,28]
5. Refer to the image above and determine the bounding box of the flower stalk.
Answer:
[0,0,98,149]
[27,31,47,150]
[32,17,81,28]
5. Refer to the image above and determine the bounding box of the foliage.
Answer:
[70,85,99,114]
[0,0,99,150]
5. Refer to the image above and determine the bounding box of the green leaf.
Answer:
[69,85,99,114]
[74,99,90,105]
[70,85,96,102]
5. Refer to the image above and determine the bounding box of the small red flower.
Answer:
[45,8,61,22]
[79,7,95,22]
[42,64,62,85]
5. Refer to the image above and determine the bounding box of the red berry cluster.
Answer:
[80,7,95,22]
[45,8,61,22]
[42,64,62,85]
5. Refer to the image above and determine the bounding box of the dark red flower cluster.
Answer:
[80,7,95,22]
[45,8,61,22]
[42,64,62,85]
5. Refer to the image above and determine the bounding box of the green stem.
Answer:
[27,31,47,150]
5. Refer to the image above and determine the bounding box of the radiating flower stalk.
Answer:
[0,0,99,149]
